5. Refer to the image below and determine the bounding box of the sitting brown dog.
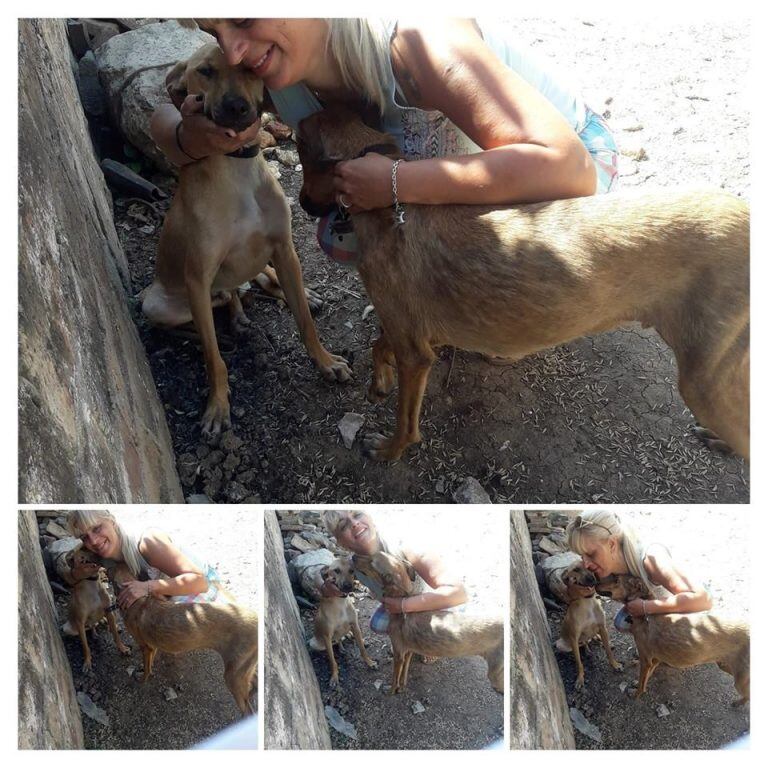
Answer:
[309,556,378,686]
[357,551,503,694]
[142,44,350,434]
[554,565,622,689]
[110,563,259,715]
[297,107,749,462]
[597,574,749,705]
[61,547,131,671]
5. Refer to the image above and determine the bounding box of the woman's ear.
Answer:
[166,60,189,110]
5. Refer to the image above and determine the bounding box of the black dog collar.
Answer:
[226,144,261,159]
[105,602,119,614]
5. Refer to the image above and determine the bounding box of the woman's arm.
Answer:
[149,96,263,167]
[116,530,209,609]
[333,19,596,210]
[383,549,467,614]
[626,545,712,617]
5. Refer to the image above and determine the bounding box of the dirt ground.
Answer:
[54,509,260,750]
[117,18,748,504]
[539,508,750,749]
[289,508,505,749]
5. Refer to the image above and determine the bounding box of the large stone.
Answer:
[264,512,331,749]
[18,511,84,749]
[18,19,183,503]
[541,551,582,604]
[95,20,214,171]
[510,511,575,749]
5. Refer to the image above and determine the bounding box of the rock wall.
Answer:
[264,511,331,750]
[510,511,575,749]
[18,511,84,749]
[18,19,183,503]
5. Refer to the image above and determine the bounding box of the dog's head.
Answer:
[596,574,649,602]
[562,564,598,600]
[296,106,402,217]
[66,547,101,583]
[365,551,417,598]
[166,43,265,133]
[106,563,135,594]
[320,557,357,595]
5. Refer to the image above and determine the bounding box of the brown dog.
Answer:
[61,547,131,671]
[554,565,622,689]
[597,574,749,705]
[297,107,749,462]
[142,44,350,434]
[110,563,259,715]
[357,551,503,694]
[309,557,378,686]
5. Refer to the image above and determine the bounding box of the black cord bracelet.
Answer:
[175,120,202,162]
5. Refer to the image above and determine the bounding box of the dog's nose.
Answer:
[222,94,251,119]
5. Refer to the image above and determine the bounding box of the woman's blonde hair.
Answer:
[325,18,394,114]
[66,510,147,578]
[566,510,652,589]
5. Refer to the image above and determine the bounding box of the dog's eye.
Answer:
[196,65,215,78]
[334,568,340,574]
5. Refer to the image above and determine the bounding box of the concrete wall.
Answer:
[18,511,84,749]
[264,511,331,749]
[510,511,575,749]
[18,19,183,503]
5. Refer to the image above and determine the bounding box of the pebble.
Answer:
[569,707,602,744]
[338,412,365,449]
[224,481,249,503]
[164,688,178,702]
[656,703,671,718]
[452,477,492,504]
[412,701,426,714]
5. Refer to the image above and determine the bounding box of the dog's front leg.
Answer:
[77,623,93,673]
[367,331,396,403]
[324,635,340,687]
[399,652,414,691]
[106,611,131,657]
[140,645,157,682]
[364,345,435,461]
[571,637,586,690]
[350,616,378,670]
[634,653,657,698]
[271,242,351,382]
[185,266,230,434]
[598,624,623,672]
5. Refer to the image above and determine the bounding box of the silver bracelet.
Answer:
[391,159,405,227]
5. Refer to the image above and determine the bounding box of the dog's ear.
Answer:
[320,566,329,580]
[166,60,189,110]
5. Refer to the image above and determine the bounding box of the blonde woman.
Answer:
[151,19,617,264]
[320,510,466,635]
[566,510,712,618]
[66,511,229,609]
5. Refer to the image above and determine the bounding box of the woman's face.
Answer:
[334,511,379,556]
[196,19,330,91]
[77,518,121,560]
[579,535,624,579]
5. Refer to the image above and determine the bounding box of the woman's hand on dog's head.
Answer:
[117,580,152,610]
[333,153,396,214]
[177,94,262,158]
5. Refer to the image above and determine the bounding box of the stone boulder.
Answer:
[95,20,214,171]
[510,511,575,749]
[541,551,583,604]
[18,511,84,749]
[18,19,183,503]
[264,512,331,749]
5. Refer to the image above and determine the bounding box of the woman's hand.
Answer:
[333,153,395,212]
[319,577,345,599]
[117,580,153,610]
[382,596,406,614]
[626,599,648,618]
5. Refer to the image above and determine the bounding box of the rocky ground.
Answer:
[39,509,260,750]
[276,508,505,750]
[528,508,750,749]
[115,18,749,505]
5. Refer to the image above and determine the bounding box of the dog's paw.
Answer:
[362,433,404,462]
[82,659,93,674]
[317,353,352,383]
[201,398,232,435]
[365,659,379,670]
[118,644,132,657]
[574,676,584,690]
[692,425,733,454]
[230,312,252,335]
[612,661,624,673]
[329,675,339,689]
[305,287,324,314]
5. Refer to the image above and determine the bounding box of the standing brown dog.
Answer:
[142,44,350,434]
[110,563,259,715]
[554,565,622,689]
[309,557,378,687]
[297,107,749,462]
[597,574,749,705]
[358,551,504,694]
[61,547,131,671]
